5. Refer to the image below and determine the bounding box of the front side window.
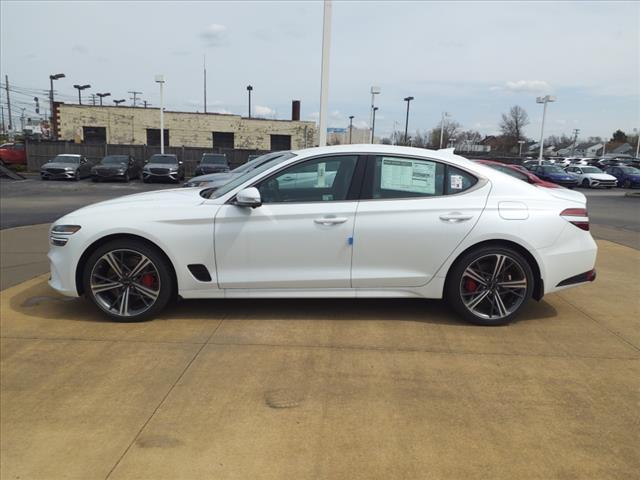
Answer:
[257,155,358,203]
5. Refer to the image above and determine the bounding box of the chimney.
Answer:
[291,100,300,121]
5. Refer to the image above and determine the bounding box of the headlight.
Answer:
[50,225,81,246]
[65,167,75,171]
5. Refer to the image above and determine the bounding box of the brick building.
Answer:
[53,102,316,151]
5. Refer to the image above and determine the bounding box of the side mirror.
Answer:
[235,187,262,208]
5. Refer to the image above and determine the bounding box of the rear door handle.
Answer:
[439,212,473,223]
[314,216,348,225]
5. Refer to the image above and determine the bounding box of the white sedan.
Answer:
[565,165,617,188]
[48,145,597,326]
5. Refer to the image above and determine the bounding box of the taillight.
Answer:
[560,208,589,231]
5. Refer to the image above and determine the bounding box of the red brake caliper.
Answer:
[464,278,478,292]
[141,273,155,288]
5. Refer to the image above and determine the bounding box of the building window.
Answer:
[83,126,106,144]
[212,131,234,149]
[146,128,169,146]
[271,134,291,151]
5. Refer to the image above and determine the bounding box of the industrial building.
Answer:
[52,101,316,151]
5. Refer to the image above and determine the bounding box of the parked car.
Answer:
[142,154,184,183]
[91,155,142,182]
[604,165,640,189]
[522,159,552,170]
[0,142,26,166]
[565,165,617,189]
[474,160,563,189]
[183,151,290,188]
[48,144,597,326]
[528,164,579,188]
[194,153,230,176]
[40,154,91,180]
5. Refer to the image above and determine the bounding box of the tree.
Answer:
[611,129,627,143]
[499,105,529,151]
[428,120,461,148]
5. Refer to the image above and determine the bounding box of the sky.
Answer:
[1,0,639,140]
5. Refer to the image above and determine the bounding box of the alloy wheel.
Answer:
[89,249,161,317]
[460,253,528,320]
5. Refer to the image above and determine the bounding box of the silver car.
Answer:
[40,154,91,180]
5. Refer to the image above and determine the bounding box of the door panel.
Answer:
[214,202,356,288]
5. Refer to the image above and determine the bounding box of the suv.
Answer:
[142,154,184,183]
[528,164,579,188]
[194,153,230,176]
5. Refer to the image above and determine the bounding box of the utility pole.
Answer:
[128,91,142,107]
[318,0,332,146]
[20,108,25,131]
[203,55,207,113]
[570,128,580,156]
[0,104,4,133]
[348,115,354,144]
[5,75,12,130]
[91,94,96,106]
[143,100,151,108]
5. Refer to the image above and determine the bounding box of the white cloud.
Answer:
[254,105,274,117]
[493,80,552,94]
[199,24,227,46]
[211,107,233,115]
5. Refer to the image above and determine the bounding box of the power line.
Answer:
[128,90,142,107]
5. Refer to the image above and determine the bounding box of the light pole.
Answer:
[155,75,165,154]
[318,0,332,146]
[403,96,414,145]
[536,95,556,164]
[96,92,111,106]
[634,128,639,159]
[371,107,379,143]
[518,139,525,157]
[369,86,380,143]
[570,128,580,157]
[49,73,65,139]
[439,111,450,149]
[246,85,253,118]
[113,99,125,106]
[73,84,91,105]
[348,115,354,144]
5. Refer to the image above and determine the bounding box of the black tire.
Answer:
[623,179,631,189]
[581,178,590,188]
[142,177,149,183]
[445,245,534,326]
[124,173,130,183]
[92,177,99,183]
[74,171,80,181]
[82,239,174,322]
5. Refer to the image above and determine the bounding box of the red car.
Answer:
[0,143,26,166]
[474,160,560,188]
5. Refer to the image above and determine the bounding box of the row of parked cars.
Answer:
[39,152,232,183]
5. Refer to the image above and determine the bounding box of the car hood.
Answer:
[547,173,576,180]
[585,173,616,180]
[197,164,228,171]
[93,164,127,170]
[69,188,204,217]
[145,163,179,169]
[41,162,78,169]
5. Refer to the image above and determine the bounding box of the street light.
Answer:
[73,84,91,105]
[634,128,640,159]
[113,99,126,106]
[49,73,65,139]
[517,139,525,157]
[439,111,451,149]
[348,115,354,144]
[96,92,111,106]
[155,75,166,154]
[369,86,381,141]
[536,95,556,164]
[371,107,379,143]
[403,96,414,145]
[246,85,253,118]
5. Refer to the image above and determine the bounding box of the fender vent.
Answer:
[188,264,212,282]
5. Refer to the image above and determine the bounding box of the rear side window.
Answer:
[364,156,477,199]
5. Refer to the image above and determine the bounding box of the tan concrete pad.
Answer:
[108,344,640,480]
[0,337,200,480]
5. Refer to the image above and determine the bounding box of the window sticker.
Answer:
[380,157,435,194]
[450,174,463,190]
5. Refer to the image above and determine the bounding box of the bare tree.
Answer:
[428,120,461,148]
[499,105,529,151]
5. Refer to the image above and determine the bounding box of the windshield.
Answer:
[204,152,296,199]
[101,155,128,164]
[581,166,602,173]
[232,151,287,173]
[149,155,178,164]
[53,155,80,164]
[202,155,227,165]
[619,167,640,174]
[543,166,567,174]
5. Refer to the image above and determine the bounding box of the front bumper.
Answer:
[92,171,128,180]
[142,170,180,182]
[588,178,617,188]
[41,170,76,180]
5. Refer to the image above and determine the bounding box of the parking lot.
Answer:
[1,176,639,479]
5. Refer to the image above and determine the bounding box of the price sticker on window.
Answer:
[450,174,463,190]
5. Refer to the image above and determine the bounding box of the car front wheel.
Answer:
[82,240,174,322]
[581,179,590,188]
[446,246,534,326]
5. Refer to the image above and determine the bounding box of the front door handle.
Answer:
[314,216,348,225]
[439,212,473,223]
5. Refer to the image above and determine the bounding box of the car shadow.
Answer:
[9,278,558,327]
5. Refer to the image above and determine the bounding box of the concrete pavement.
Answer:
[1,240,639,479]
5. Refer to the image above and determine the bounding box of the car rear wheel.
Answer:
[446,246,534,326]
[82,240,174,322]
